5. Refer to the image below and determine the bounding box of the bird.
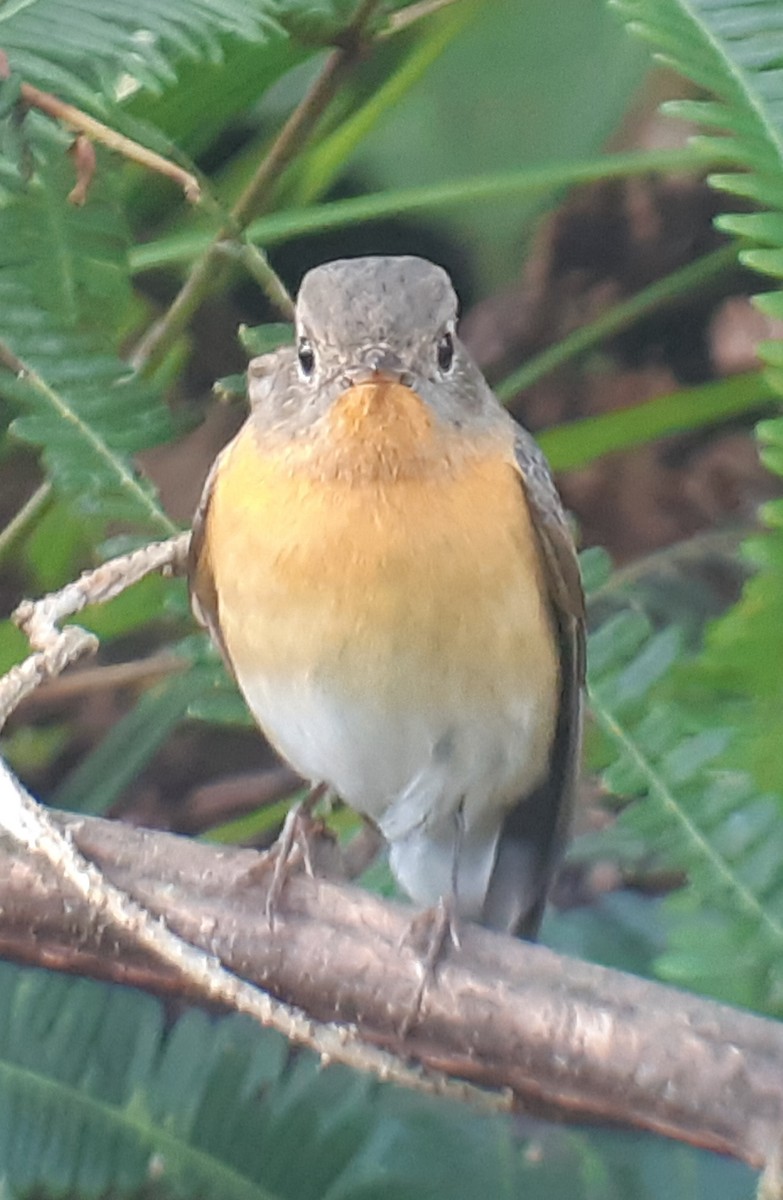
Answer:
[188,254,584,938]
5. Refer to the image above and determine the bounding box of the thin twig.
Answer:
[16,653,187,707]
[0,534,188,729]
[130,0,381,372]
[587,526,749,603]
[0,338,25,375]
[175,766,302,835]
[217,240,295,318]
[66,134,97,205]
[383,0,465,35]
[18,80,201,202]
[0,482,51,562]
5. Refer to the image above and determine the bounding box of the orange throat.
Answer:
[303,379,443,483]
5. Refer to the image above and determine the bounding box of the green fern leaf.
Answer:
[0,276,174,532]
[611,0,783,796]
[588,607,783,1015]
[0,960,544,1199]
[0,120,175,532]
[0,1,282,109]
[0,132,134,329]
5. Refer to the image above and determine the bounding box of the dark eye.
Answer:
[436,331,454,373]
[298,336,315,378]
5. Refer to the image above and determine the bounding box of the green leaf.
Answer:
[238,322,294,355]
[0,959,564,1200]
[52,665,212,815]
[0,280,175,533]
[587,604,783,1015]
[291,0,478,206]
[611,0,783,802]
[130,147,712,272]
[0,0,281,112]
[348,0,651,290]
[540,370,774,472]
[188,685,255,728]
[0,124,177,534]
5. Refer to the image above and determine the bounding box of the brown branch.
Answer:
[130,0,381,372]
[172,765,302,834]
[0,760,491,1111]
[16,652,186,709]
[1,801,782,1171]
[17,79,201,202]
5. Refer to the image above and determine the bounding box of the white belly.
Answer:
[236,666,553,916]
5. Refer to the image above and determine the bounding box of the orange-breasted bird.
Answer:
[189,255,584,937]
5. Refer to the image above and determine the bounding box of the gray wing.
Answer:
[481,426,585,938]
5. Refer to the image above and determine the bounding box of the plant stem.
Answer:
[0,482,51,563]
[217,241,294,317]
[17,82,200,202]
[384,0,465,35]
[130,1,380,373]
[540,370,775,472]
[587,526,748,602]
[131,147,721,273]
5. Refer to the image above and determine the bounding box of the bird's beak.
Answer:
[344,348,414,389]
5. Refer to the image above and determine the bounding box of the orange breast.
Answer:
[203,382,558,720]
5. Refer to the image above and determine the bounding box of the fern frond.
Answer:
[611,0,783,227]
[0,122,175,532]
[611,0,783,796]
[0,276,173,532]
[0,1,281,109]
[0,960,541,1199]
[587,603,783,1014]
[0,132,133,330]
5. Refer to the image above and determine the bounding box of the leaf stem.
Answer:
[540,370,775,472]
[18,81,201,202]
[383,0,465,35]
[0,482,51,563]
[216,241,294,316]
[130,147,721,273]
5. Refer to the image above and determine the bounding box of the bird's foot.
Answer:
[243,783,331,928]
[399,895,460,1036]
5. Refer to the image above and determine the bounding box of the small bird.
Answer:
[189,255,584,937]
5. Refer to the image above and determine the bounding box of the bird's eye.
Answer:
[436,331,454,373]
[298,337,316,378]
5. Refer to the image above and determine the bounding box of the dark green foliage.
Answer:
[0,960,756,1199]
[0,275,173,530]
[0,961,536,1199]
[588,604,783,1013]
[0,1,280,111]
[0,133,173,531]
[613,0,783,794]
